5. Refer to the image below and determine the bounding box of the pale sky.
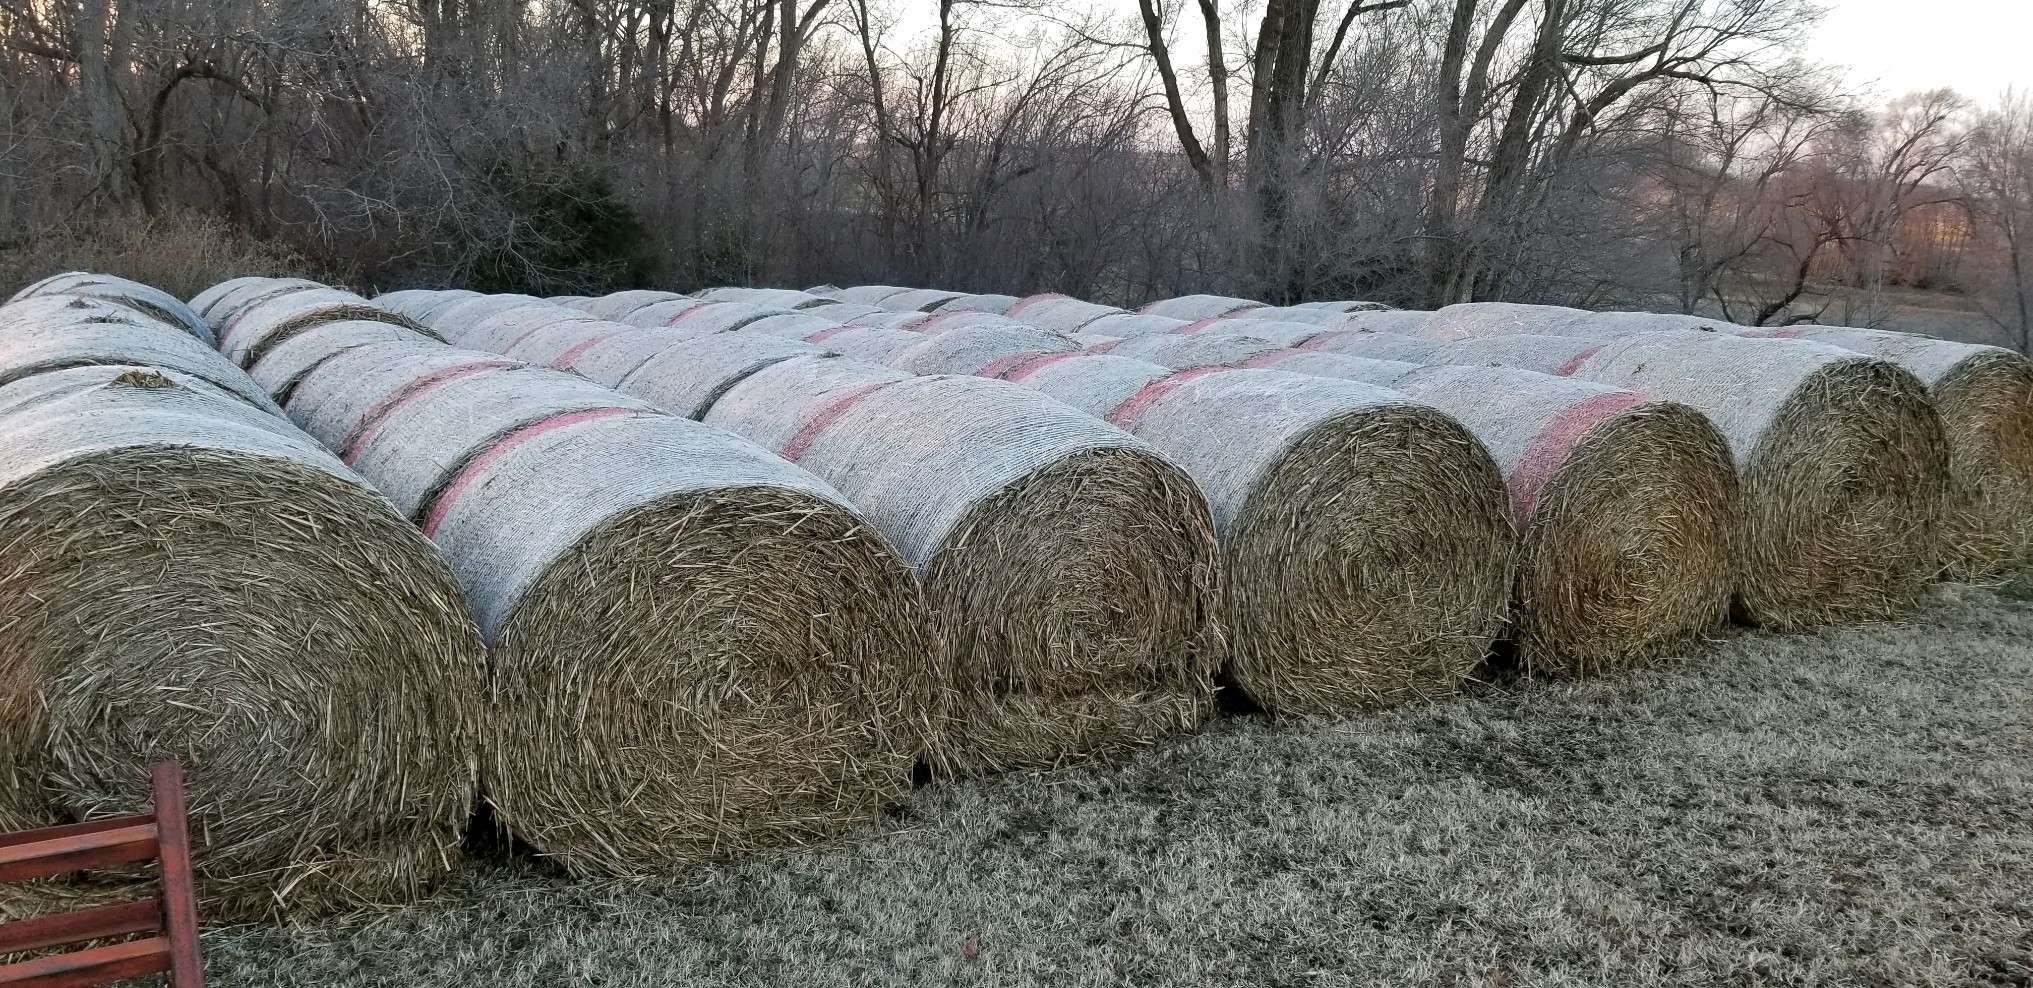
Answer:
[1810,0,2032,102]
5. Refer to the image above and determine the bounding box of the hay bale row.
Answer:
[0,294,483,919]
[1137,295,1266,321]
[968,352,1514,711]
[1102,333,1741,676]
[216,286,435,371]
[258,331,939,875]
[9,271,214,343]
[189,276,324,333]
[1742,325,2033,578]
[449,321,1222,774]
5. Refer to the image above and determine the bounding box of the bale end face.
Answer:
[1931,352,2033,579]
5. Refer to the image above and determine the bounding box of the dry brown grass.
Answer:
[199,572,2033,986]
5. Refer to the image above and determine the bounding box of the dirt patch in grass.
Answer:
[205,580,2033,987]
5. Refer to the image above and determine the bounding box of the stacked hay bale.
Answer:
[274,337,940,875]
[1138,295,1266,321]
[1311,325,1949,624]
[968,351,1514,711]
[1102,333,1741,676]
[1742,325,2033,578]
[215,287,435,371]
[0,295,483,919]
[190,277,324,333]
[9,271,214,342]
[482,326,1223,773]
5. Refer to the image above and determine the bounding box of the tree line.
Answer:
[3,0,2032,348]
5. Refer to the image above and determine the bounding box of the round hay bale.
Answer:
[841,310,936,330]
[0,363,483,918]
[423,294,555,334]
[694,354,1220,772]
[1746,325,2033,578]
[1239,354,1738,676]
[609,334,827,419]
[1420,302,1593,341]
[796,326,925,363]
[248,320,435,403]
[658,301,798,334]
[1292,300,1392,313]
[1137,295,1266,320]
[366,289,477,324]
[446,304,604,353]
[568,290,691,321]
[1175,319,1328,346]
[1562,330,1948,627]
[1294,329,1448,363]
[190,277,323,331]
[1328,310,1437,334]
[285,342,940,872]
[992,354,1513,711]
[0,296,282,413]
[1003,295,1126,332]
[546,295,593,306]
[793,301,888,322]
[737,312,848,339]
[695,287,834,309]
[1102,333,1284,369]
[1080,312,1192,337]
[905,311,1032,335]
[499,320,653,370]
[566,329,714,386]
[830,285,914,306]
[888,325,1079,376]
[1571,311,1737,338]
[1430,335,1614,376]
[876,288,967,312]
[933,293,1021,314]
[9,272,212,344]
[216,288,433,369]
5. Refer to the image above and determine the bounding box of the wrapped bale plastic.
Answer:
[0,296,284,413]
[1419,302,1594,341]
[696,288,836,309]
[498,319,658,370]
[1557,331,1948,627]
[605,334,826,419]
[554,329,708,384]
[1396,334,1605,376]
[1745,325,2033,577]
[1004,295,1127,332]
[249,320,436,403]
[1102,333,1284,369]
[798,326,926,364]
[840,310,935,329]
[444,304,604,353]
[1294,329,1449,363]
[829,285,914,306]
[372,289,480,324]
[888,325,1080,376]
[215,287,434,370]
[283,341,939,874]
[934,293,1021,314]
[1137,295,1266,321]
[190,277,323,331]
[905,311,1033,335]
[985,353,1514,712]
[1331,310,1438,335]
[876,288,967,312]
[737,312,849,340]
[690,353,1220,772]
[0,359,483,919]
[1291,300,1392,313]
[1082,312,1193,337]
[9,271,212,343]
[1569,311,1737,338]
[568,290,691,321]
[423,294,556,334]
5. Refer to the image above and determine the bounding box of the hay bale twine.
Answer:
[696,354,1220,772]
[216,287,433,369]
[1420,302,1593,341]
[285,341,938,871]
[888,325,1079,376]
[0,296,283,413]
[1137,295,1266,320]
[0,363,483,918]
[1244,354,1739,675]
[1563,330,1947,627]
[1003,295,1126,332]
[1747,325,2033,578]
[190,277,323,331]
[247,320,436,404]
[997,354,1513,712]
[9,272,212,343]
[934,293,1021,314]
[568,290,691,321]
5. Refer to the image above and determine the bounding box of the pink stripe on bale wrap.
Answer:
[339,360,520,464]
[779,380,904,462]
[805,325,857,344]
[421,407,646,536]
[1004,293,1069,318]
[658,302,713,326]
[977,349,1061,380]
[1553,345,1605,377]
[1506,391,1649,518]
[550,330,630,371]
[1106,367,1226,432]
[992,351,1087,383]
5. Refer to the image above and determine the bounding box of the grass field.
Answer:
[206,576,2033,987]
